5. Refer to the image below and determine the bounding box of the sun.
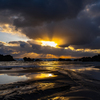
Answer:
[41,41,57,47]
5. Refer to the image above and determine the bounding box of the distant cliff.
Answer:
[0,54,15,61]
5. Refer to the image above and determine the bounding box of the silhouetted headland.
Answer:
[0,54,99,62]
[23,55,100,62]
[23,57,72,61]
[58,58,72,61]
[23,57,43,61]
[74,54,100,62]
[0,54,15,61]
[23,57,34,61]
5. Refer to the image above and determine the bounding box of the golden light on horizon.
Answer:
[41,41,57,47]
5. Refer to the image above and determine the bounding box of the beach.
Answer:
[0,0,100,99]
[0,61,100,100]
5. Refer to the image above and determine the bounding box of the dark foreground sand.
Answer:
[0,67,100,100]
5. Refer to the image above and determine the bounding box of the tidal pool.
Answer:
[0,72,56,84]
[0,74,28,84]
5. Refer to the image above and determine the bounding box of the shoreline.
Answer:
[0,67,100,100]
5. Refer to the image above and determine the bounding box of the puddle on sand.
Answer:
[28,73,57,80]
[0,72,56,84]
[0,74,28,84]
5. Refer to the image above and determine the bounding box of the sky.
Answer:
[0,0,100,58]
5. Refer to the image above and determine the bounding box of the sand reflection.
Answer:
[28,73,57,80]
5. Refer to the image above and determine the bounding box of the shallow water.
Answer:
[0,61,100,100]
[0,74,28,84]
[0,70,56,84]
[0,61,100,68]
[71,67,100,80]
[0,61,100,84]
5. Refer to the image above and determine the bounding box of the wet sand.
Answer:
[0,67,100,100]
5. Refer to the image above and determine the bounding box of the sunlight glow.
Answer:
[36,73,53,78]
[41,41,57,47]
[28,73,57,80]
[49,74,53,77]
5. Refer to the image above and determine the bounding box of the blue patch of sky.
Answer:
[0,32,29,42]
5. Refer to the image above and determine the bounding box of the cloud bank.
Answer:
[0,0,100,58]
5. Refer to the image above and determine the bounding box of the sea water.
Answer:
[0,61,100,84]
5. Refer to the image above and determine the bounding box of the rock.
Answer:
[23,57,34,61]
[0,54,15,61]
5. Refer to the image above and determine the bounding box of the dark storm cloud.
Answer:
[5,41,97,58]
[0,40,98,58]
[57,18,100,47]
[72,37,100,49]
[19,0,100,48]
[0,42,4,47]
[0,45,14,55]
[22,15,100,47]
[0,0,97,27]
[6,41,96,57]
[0,0,100,51]
[9,41,30,48]
[9,41,19,44]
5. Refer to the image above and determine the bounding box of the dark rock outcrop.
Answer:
[23,57,43,61]
[92,55,100,61]
[23,57,34,61]
[81,57,92,62]
[66,59,72,61]
[58,58,66,61]
[0,54,15,61]
[58,58,72,61]
[74,54,100,62]
[35,59,42,61]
